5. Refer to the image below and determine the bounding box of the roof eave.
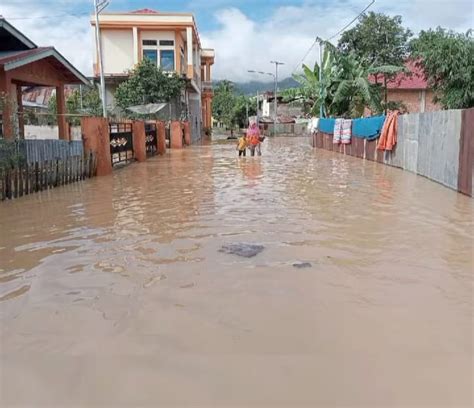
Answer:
[4,48,90,86]
[0,18,36,49]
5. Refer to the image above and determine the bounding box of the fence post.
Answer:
[132,121,147,162]
[81,117,112,177]
[170,121,183,149]
[156,121,166,155]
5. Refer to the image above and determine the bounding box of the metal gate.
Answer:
[145,123,157,156]
[109,123,134,166]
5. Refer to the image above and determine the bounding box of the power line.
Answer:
[291,39,318,75]
[326,0,375,41]
[291,0,375,75]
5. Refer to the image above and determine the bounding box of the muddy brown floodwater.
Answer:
[0,137,472,407]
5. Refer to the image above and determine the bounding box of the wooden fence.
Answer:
[0,151,97,200]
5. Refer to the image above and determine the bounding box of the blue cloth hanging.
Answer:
[318,118,337,134]
[352,115,386,140]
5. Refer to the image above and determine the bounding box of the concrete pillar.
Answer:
[81,117,112,177]
[170,120,183,149]
[56,84,68,140]
[186,27,193,79]
[132,27,139,65]
[183,121,191,145]
[156,121,166,155]
[132,121,147,162]
[206,63,211,82]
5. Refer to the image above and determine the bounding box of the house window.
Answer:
[143,49,158,64]
[142,38,176,71]
[160,50,175,71]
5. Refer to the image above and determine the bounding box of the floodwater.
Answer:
[0,137,472,407]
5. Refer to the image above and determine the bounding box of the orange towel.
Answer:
[377,111,399,151]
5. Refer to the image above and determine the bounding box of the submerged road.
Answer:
[1,137,472,407]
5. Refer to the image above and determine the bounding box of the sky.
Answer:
[1,0,472,82]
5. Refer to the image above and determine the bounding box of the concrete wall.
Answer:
[24,125,82,140]
[102,29,134,74]
[387,89,439,113]
[313,108,473,197]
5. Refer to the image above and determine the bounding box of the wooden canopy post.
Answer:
[56,84,69,140]
[16,84,24,139]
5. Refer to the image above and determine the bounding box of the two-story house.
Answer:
[91,8,215,141]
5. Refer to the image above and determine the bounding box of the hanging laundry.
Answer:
[333,118,343,144]
[341,119,352,144]
[318,118,336,134]
[377,112,399,151]
[352,115,386,140]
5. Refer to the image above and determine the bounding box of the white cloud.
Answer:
[201,0,473,82]
[1,2,94,76]
[1,0,472,83]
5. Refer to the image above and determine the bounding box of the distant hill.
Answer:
[214,77,300,95]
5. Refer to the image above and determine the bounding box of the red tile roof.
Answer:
[130,8,159,14]
[370,60,429,90]
[0,47,53,66]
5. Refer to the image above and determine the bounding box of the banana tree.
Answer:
[331,52,390,117]
[285,41,338,117]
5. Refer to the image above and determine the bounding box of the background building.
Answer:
[91,8,215,142]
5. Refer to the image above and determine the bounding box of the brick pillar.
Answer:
[56,84,69,140]
[183,121,191,145]
[0,70,13,139]
[156,121,166,155]
[132,121,146,162]
[81,117,112,176]
[170,120,183,149]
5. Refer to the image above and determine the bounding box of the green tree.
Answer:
[212,81,257,129]
[331,52,383,117]
[233,95,256,128]
[48,87,103,125]
[283,41,338,117]
[338,12,412,69]
[338,12,411,109]
[410,28,474,109]
[115,58,185,113]
[284,43,383,118]
[212,80,237,128]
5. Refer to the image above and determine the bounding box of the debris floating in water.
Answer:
[292,262,312,269]
[219,243,265,258]
[143,274,167,288]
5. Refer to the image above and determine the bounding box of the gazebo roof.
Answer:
[0,18,89,85]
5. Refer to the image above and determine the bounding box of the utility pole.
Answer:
[316,37,324,119]
[94,0,109,118]
[270,61,284,135]
[256,90,259,126]
[246,99,249,127]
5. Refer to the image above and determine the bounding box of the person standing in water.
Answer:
[236,133,248,157]
[247,121,262,156]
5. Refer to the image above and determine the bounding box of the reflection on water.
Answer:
[1,137,472,406]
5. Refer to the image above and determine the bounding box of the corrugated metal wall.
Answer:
[314,109,473,197]
[18,140,84,164]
